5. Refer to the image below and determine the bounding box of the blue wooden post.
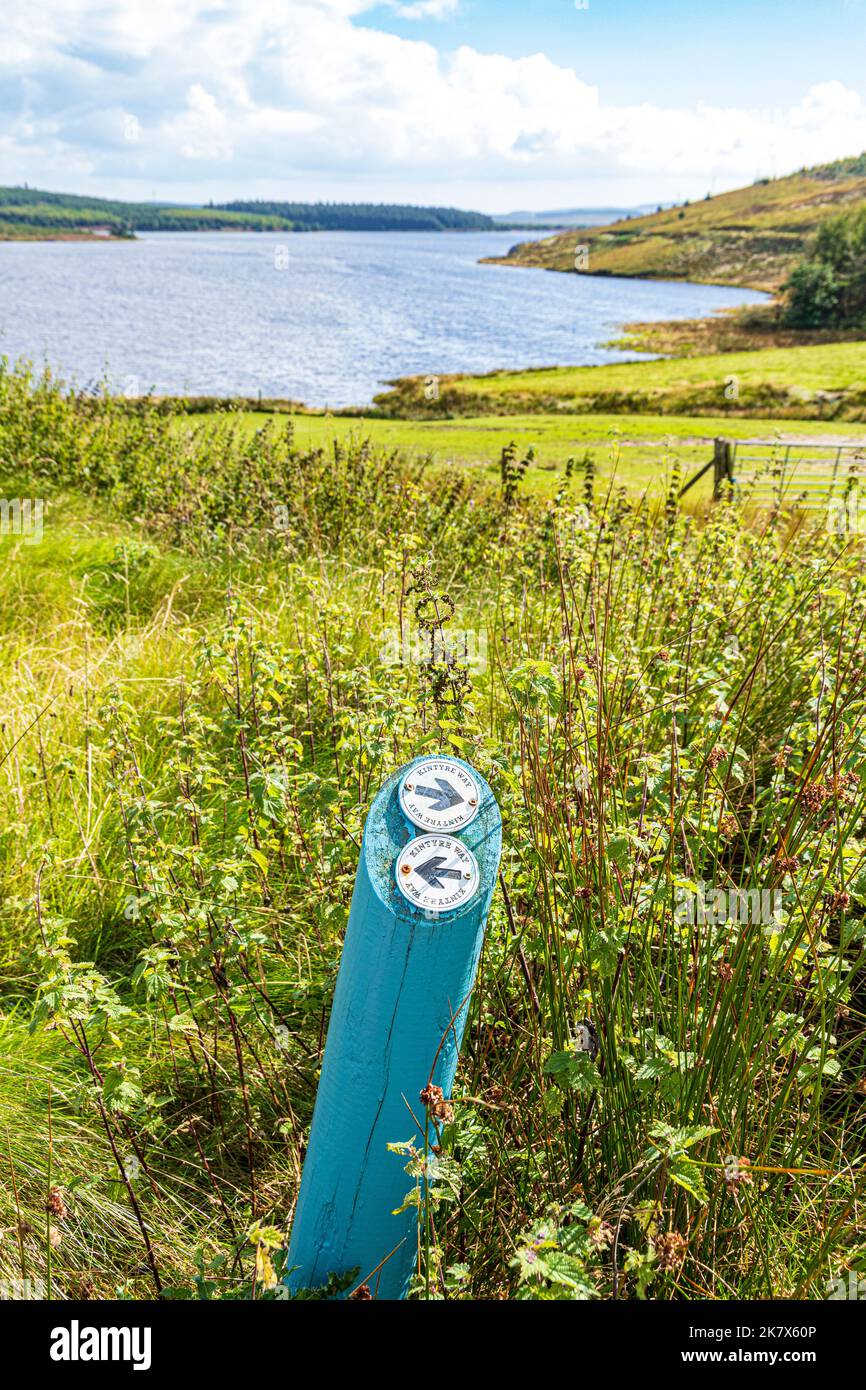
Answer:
[285,755,501,1300]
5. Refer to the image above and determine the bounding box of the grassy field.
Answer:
[234,408,866,498]
[374,340,866,423]
[2,361,866,1301]
[486,154,866,292]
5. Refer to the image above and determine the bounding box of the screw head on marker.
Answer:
[395,834,480,914]
[399,759,481,833]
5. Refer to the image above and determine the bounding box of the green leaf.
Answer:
[103,1065,144,1115]
[544,1050,601,1094]
[167,1010,198,1034]
[636,1057,672,1082]
[669,1157,709,1204]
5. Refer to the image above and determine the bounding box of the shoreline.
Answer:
[0,225,553,244]
[70,332,866,425]
[0,230,132,243]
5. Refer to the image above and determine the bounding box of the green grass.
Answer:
[2,362,866,1301]
[373,340,866,422]
[447,340,866,396]
[220,406,866,500]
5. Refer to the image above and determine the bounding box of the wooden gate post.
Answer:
[713,438,733,498]
[285,755,502,1299]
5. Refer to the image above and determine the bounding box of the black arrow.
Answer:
[415,855,464,890]
[415,777,463,812]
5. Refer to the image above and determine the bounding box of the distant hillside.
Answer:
[0,187,496,239]
[0,187,294,237]
[485,155,866,292]
[491,205,662,228]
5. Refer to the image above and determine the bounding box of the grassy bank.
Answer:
[2,362,866,1300]
[374,340,866,422]
[610,305,866,358]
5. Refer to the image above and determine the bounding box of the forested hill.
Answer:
[0,186,496,239]
[216,201,495,231]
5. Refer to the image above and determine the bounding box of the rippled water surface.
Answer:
[0,230,766,407]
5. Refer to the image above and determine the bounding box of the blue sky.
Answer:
[362,1,866,108]
[1,0,864,210]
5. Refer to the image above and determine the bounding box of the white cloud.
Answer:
[164,85,233,162]
[0,0,863,205]
[389,0,461,17]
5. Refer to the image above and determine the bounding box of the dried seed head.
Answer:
[825,891,851,913]
[653,1231,687,1271]
[587,1218,614,1251]
[801,781,829,812]
[419,1082,454,1123]
[46,1187,68,1220]
[718,813,739,840]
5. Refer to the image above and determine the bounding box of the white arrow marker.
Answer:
[395,835,479,913]
[399,759,480,832]
[415,778,464,812]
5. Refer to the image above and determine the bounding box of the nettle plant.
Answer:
[31,905,163,1294]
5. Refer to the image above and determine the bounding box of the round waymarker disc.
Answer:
[395,834,480,915]
[399,759,481,833]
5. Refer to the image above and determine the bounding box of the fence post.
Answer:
[713,438,733,498]
[285,755,502,1300]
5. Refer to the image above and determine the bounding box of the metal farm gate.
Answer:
[681,438,866,524]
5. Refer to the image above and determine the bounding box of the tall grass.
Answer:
[1,361,865,1299]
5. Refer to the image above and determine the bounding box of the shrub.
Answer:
[784,205,866,328]
[784,260,842,328]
